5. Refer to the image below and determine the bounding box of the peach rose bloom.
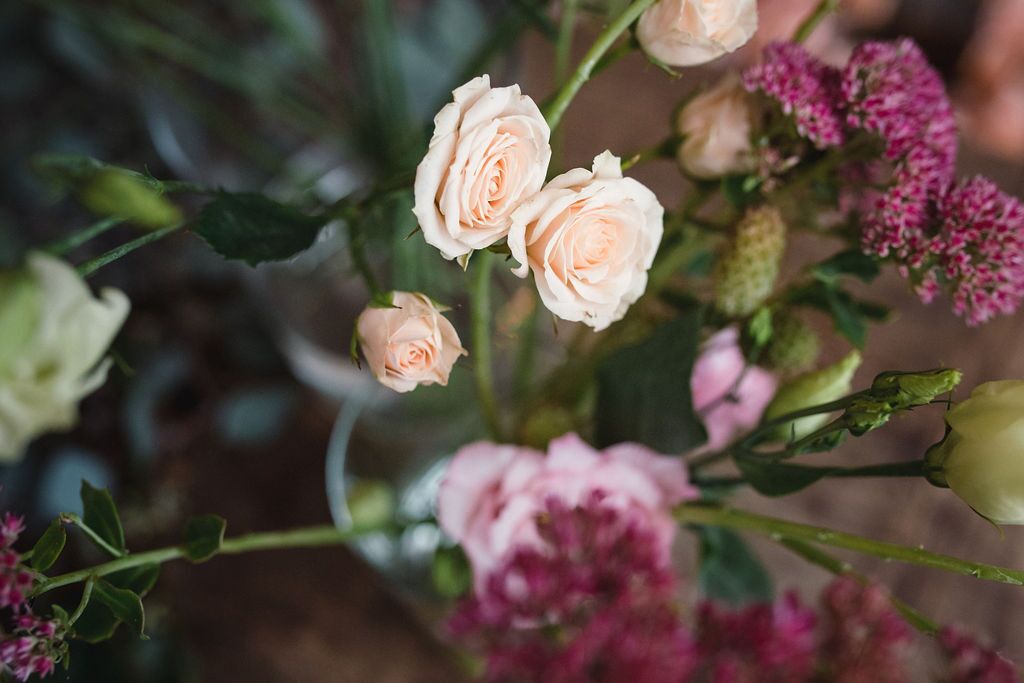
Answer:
[437,433,698,592]
[637,0,758,68]
[356,292,466,393]
[676,72,754,178]
[413,75,551,261]
[507,151,664,331]
[691,327,777,451]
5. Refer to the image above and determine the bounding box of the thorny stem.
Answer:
[77,222,186,277]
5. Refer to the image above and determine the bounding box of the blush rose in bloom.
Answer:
[413,75,551,261]
[356,291,467,394]
[637,0,758,68]
[927,380,1024,524]
[437,433,698,591]
[691,327,777,451]
[676,73,755,179]
[0,253,129,461]
[507,151,664,331]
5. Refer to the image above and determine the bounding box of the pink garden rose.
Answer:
[437,433,697,592]
[691,327,777,451]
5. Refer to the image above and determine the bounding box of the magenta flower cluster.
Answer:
[745,38,1024,325]
[941,625,1021,683]
[0,514,63,681]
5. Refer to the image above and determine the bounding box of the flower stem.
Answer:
[470,251,504,440]
[32,524,357,597]
[620,136,679,171]
[60,513,125,559]
[675,503,1024,587]
[43,217,125,256]
[792,0,840,44]
[66,577,96,627]
[542,0,657,130]
[77,221,186,277]
[778,538,940,636]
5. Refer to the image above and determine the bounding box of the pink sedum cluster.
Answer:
[941,626,1021,683]
[743,42,846,149]
[0,515,32,612]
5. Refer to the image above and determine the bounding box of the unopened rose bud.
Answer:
[763,350,862,440]
[637,0,758,68]
[925,380,1024,524]
[676,73,755,179]
[714,206,787,317]
[79,170,183,229]
[356,291,467,393]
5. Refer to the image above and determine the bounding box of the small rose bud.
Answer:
[676,73,755,179]
[79,170,183,229]
[637,0,758,68]
[925,380,1024,524]
[763,350,862,440]
[714,205,787,317]
[356,291,467,393]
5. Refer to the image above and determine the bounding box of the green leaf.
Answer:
[747,306,773,349]
[30,518,67,572]
[70,564,159,644]
[80,481,126,555]
[720,175,761,210]
[432,545,472,599]
[735,454,836,496]
[788,281,889,349]
[183,515,227,563]
[812,249,881,284]
[91,579,145,637]
[106,563,161,597]
[697,526,773,605]
[595,308,707,452]
[195,192,327,266]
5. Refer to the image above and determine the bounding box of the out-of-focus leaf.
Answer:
[80,481,126,555]
[697,526,773,605]
[183,515,227,563]
[30,518,67,572]
[812,249,880,284]
[91,580,145,637]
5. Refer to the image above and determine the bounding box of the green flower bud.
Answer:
[79,170,183,229]
[845,368,962,437]
[764,312,820,377]
[763,350,861,440]
[925,380,1024,524]
[713,205,786,317]
[345,479,395,530]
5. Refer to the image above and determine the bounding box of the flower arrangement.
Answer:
[2,0,1024,680]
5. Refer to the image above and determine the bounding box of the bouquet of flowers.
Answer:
[2,0,1023,680]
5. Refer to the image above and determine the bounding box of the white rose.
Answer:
[637,0,758,68]
[0,252,129,461]
[413,75,552,261]
[927,380,1024,524]
[356,292,467,393]
[676,73,755,178]
[507,151,664,331]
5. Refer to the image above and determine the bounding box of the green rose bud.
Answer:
[763,350,861,440]
[79,170,183,229]
[926,380,1024,524]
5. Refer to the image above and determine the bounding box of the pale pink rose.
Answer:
[413,75,551,261]
[437,433,698,592]
[356,291,466,393]
[637,0,758,68]
[676,72,754,178]
[507,151,664,331]
[691,327,777,450]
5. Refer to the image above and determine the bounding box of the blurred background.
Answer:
[1,0,1023,680]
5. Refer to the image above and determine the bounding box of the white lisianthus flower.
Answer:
[637,0,758,68]
[0,252,130,461]
[413,75,551,261]
[507,151,664,331]
[927,380,1024,524]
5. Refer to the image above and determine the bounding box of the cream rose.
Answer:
[356,291,467,393]
[413,75,551,261]
[637,0,758,68]
[927,380,1024,524]
[676,73,755,178]
[507,151,664,331]
[0,252,129,461]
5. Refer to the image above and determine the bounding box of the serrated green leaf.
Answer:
[697,526,773,605]
[30,518,67,572]
[80,481,126,555]
[184,515,227,563]
[92,579,145,637]
[195,192,326,266]
[595,308,707,452]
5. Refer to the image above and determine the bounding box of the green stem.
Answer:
[77,222,186,278]
[470,252,503,440]
[67,576,96,627]
[346,216,381,296]
[33,524,356,597]
[551,0,579,166]
[778,538,940,635]
[542,0,657,130]
[792,0,841,44]
[60,513,125,559]
[675,504,1024,587]
[692,460,928,488]
[514,289,542,404]
[620,136,679,171]
[43,217,125,256]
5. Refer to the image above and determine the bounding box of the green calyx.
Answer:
[844,369,962,437]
